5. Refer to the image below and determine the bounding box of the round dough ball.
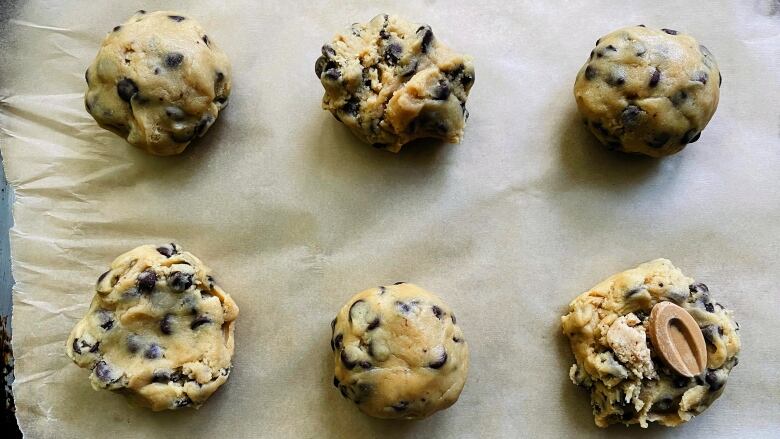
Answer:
[573,26,721,157]
[331,283,469,419]
[84,10,231,156]
[561,259,740,428]
[66,244,239,410]
[315,14,475,152]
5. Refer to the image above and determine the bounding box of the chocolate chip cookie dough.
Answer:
[574,26,720,157]
[331,283,468,418]
[85,10,231,155]
[561,259,740,427]
[66,244,239,410]
[315,14,475,152]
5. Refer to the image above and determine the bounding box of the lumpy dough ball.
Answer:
[561,259,740,428]
[573,26,721,157]
[330,283,469,418]
[315,14,475,152]
[84,10,231,155]
[66,244,239,410]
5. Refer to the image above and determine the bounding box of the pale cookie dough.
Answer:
[573,26,720,157]
[85,10,231,155]
[331,283,468,418]
[66,244,239,410]
[561,259,740,427]
[316,14,475,152]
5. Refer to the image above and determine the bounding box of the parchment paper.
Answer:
[1,1,779,437]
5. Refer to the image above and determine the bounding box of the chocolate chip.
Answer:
[315,56,328,78]
[705,370,723,391]
[626,287,643,297]
[137,9,146,14]
[160,314,174,335]
[191,315,211,330]
[701,325,719,345]
[584,65,596,80]
[621,105,643,127]
[342,98,359,117]
[94,361,116,382]
[432,80,451,100]
[348,300,365,323]
[116,78,138,102]
[429,350,448,369]
[165,53,184,68]
[595,38,601,46]
[214,96,228,106]
[392,401,409,412]
[98,311,114,330]
[417,25,434,53]
[152,369,172,383]
[605,44,617,52]
[168,15,186,22]
[400,59,418,77]
[649,67,661,87]
[72,338,82,355]
[330,317,337,332]
[379,28,390,39]
[202,35,210,46]
[453,336,462,343]
[127,335,142,354]
[432,305,444,320]
[154,68,160,75]
[333,333,343,350]
[174,396,192,408]
[704,302,715,313]
[113,25,121,32]
[137,270,158,293]
[195,115,215,137]
[378,286,387,295]
[367,318,380,330]
[682,130,701,145]
[607,70,626,86]
[671,90,688,106]
[340,350,356,370]
[144,344,162,359]
[693,71,708,84]
[461,72,474,87]
[638,24,646,27]
[384,43,402,66]
[662,28,678,35]
[672,374,690,388]
[169,271,193,292]
[690,283,709,294]
[333,376,340,388]
[647,133,671,149]
[358,361,372,370]
[451,314,457,324]
[339,385,348,398]
[165,106,186,121]
[719,72,722,87]
[396,301,411,314]
[654,398,674,412]
[393,282,405,285]
[97,270,111,284]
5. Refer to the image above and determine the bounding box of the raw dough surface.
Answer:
[561,259,740,427]
[573,26,720,157]
[331,283,469,418]
[66,244,239,410]
[85,10,231,155]
[316,14,475,152]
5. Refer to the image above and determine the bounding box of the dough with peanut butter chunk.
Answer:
[66,244,238,410]
[561,259,740,427]
[315,14,475,152]
[85,10,231,155]
[331,283,468,418]
[574,26,720,157]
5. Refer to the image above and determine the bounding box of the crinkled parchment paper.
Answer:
[1,1,779,437]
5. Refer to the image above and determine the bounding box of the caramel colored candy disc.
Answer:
[648,301,707,377]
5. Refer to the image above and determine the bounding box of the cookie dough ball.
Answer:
[66,244,239,410]
[85,10,231,155]
[315,14,475,152]
[330,283,468,418]
[573,26,721,157]
[561,259,740,428]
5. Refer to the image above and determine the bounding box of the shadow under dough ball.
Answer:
[84,10,231,156]
[331,283,469,419]
[561,259,740,428]
[66,244,239,410]
[315,14,475,153]
[573,26,721,157]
